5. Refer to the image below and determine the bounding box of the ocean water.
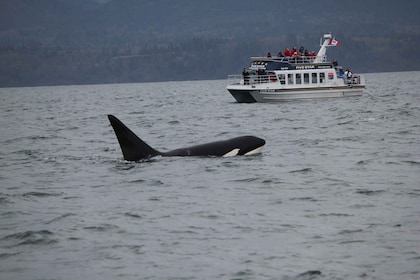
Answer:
[0,71,419,280]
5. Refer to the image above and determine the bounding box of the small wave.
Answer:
[198,213,222,220]
[337,120,354,125]
[169,229,198,235]
[127,178,146,183]
[0,252,19,259]
[406,189,420,197]
[0,196,12,205]
[115,162,136,170]
[319,213,352,217]
[231,269,254,279]
[14,149,36,156]
[290,197,318,202]
[355,189,385,196]
[351,204,375,208]
[28,135,54,140]
[230,177,259,183]
[21,191,63,198]
[233,226,254,233]
[289,167,313,173]
[295,270,322,280]
[45,213,75,224]
[83,224,120,232]
[2,230,57,246]
[221,161,241,168]
[167,120,180,125]
[338,229,364,235]
[356,159,373,165]
[132,179,164,186]
[63,196,81,200]
[339,240,365,244]
[271,199,283,205]
[402,160,420,165]
[124,212,143,219]
[262,179,274,184]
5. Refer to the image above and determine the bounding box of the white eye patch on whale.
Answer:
[108,115,265,161]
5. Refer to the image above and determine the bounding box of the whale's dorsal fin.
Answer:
[108,115,161,161]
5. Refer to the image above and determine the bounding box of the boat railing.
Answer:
[278,55,326,64]
[228,74,277,85]
[251,55,327,64]
[344,74,364,86]
[227,75,242,85]
[228,73,365,87]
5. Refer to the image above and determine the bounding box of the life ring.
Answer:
[269,74,276,82]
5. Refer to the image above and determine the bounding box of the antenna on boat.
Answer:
[314,33,333,63]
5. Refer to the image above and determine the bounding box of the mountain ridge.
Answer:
[1,0,419,86]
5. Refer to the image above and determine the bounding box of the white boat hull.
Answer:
[227,85,364,103]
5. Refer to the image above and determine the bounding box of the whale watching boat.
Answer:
[226,33,365,103]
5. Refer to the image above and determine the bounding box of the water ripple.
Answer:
[2,230,58,246]
[0,74,419,279]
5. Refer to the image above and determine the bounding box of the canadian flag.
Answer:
[329,38,340,46]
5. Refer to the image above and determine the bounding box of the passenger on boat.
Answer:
[257,68,266,75]
[338,67,344,78]
[284,48,290,57]
[267,52,272,58]
[344,69,353,83]
[277,51,284,57]
[242,68,250,84]
[299,46,305,55]
[292,47,298,57]
[302,50,315,62]
[345,69,353,79]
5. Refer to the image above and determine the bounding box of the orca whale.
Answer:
[108,115,265,161]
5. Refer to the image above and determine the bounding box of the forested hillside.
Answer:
[1,0,419,87]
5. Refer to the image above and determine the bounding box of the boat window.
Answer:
[311,73,317,84]
[278,74,286,85]
[328,72,334,80]
[304,73,310,84]
[287,74,294,85]
[296,74,302,84]
[320,72,325,83]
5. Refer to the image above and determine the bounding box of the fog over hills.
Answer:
[1,0,419,86]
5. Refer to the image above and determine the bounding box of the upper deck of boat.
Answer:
[250,55,328,64]
[248,55,333,71]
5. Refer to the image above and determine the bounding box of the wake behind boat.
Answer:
[226,33,365,103]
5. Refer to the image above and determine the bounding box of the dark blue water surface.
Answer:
[0,71,419,280]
